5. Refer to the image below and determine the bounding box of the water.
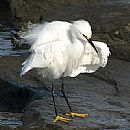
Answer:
[0,28,28,128]
[0,28,28,57]
[0,112,23,128]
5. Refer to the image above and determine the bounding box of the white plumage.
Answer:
[20,20,110,122]
[20,20,110,80]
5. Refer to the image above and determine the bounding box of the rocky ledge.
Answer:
[0,55,130,130]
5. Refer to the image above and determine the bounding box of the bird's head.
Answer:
[71,20,98,53]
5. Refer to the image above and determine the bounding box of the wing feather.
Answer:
[20,21,71,50]
[20,40,66,76]
[20,21,71,76]
[69,41,110,77]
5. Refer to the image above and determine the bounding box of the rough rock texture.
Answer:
[9,0,105,29]
[0,55,130,130]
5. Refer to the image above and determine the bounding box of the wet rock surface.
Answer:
[0,56,130,130]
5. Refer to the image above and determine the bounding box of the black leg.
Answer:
[52,82,58,116]
[61,77,72,112]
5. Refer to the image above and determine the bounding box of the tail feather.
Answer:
[20,65,32,77]
[20,53,34,76]
[20,52,50,76]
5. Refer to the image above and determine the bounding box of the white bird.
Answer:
[20,20,110,123]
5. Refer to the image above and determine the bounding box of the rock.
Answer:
[0,56,130,129]
[9,0,105,29]
[0,0,12,26]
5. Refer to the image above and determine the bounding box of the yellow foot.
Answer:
[53,116,71,123]
[65,112,89,118]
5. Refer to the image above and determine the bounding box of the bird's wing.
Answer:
[20,21,71,50]
[69,41,110,77]
[21,22,58,48]
[20,40,67,76]
[20,21,72,76]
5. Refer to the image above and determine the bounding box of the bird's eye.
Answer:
[82,34,87,39]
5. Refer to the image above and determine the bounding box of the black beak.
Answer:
[87,38,98,53]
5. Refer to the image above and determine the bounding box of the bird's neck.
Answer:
[71,38,85,60]
[70,30,85,58]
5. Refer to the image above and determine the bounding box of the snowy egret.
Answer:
[20,20,110,123]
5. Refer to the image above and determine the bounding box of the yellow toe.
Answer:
[53,116,71,123]
[65,112,89,118]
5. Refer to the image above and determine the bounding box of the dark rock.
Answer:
[0,0,12,26]
[0,79,31,112]
[9,0,105,29]
[0,56,130,129]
